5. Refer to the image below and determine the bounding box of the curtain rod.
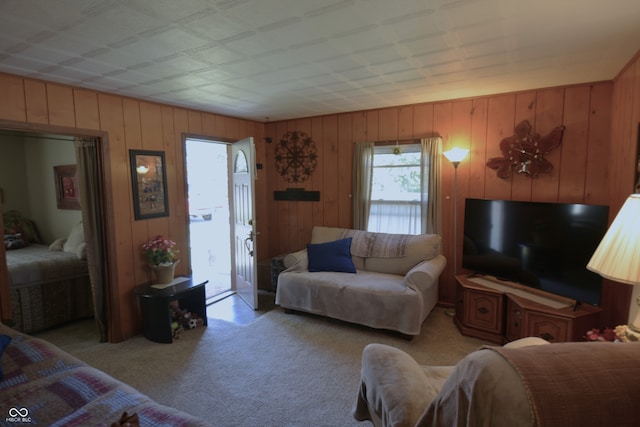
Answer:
[374,138,420,145]
[353,138,421,145]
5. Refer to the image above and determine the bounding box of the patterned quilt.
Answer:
[0,324,208,426]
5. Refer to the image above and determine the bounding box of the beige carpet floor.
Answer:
[36,304,492,427]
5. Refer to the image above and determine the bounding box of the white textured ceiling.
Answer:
[1,0,639,122]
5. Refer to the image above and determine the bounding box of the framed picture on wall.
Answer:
[54,164,81,210]
[129,149,169,220]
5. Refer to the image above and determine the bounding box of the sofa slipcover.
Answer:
[275,226,446,336]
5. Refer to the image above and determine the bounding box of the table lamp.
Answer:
[587,194,640,331]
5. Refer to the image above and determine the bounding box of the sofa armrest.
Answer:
[403,254,446,294]
[283,249,308,271]
[353,343,446,427]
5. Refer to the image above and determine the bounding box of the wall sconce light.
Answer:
[136,164,149,175]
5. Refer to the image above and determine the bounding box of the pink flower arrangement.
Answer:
[584,325,628,342]
[142,235,179,266]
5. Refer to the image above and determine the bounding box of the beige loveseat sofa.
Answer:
[353,338,640,427]
[275,226,446,336]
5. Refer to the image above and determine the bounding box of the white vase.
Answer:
[152,260,179,285]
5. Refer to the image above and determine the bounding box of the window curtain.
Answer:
[352,141,374,230]
[75,137,108,342]
[421,137,443,235]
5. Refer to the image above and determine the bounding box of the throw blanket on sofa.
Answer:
[489,342,640,427]
[338,229,411,258]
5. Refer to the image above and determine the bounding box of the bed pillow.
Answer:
[63,221,84,254]
[4,233,25,250]
[2,210,41,244]
[0,334,11,380]
[307,237,356,273]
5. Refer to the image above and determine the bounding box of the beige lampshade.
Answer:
[587,194,640,285]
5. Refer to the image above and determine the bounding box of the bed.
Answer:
[4,212,93,334]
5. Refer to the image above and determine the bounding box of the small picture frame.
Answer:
[129,149,169,220]
[54,165,81,210]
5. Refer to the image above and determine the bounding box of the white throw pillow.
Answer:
[63,221,84,254]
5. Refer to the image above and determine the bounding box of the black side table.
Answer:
[134,277,208,343]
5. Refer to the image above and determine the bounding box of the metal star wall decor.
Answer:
[486,120,564,179]
[275,130,318,183]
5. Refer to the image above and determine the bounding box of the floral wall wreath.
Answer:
[275,130,318,183]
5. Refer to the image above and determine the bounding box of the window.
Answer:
[368,144,422,234]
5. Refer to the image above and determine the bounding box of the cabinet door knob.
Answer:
[478,307,489,314]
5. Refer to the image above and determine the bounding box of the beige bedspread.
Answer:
[6,244,88,288]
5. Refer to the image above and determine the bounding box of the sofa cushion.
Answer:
[307,238,356,273]
[311,226,365,270]
[364,233,442,276]
[310,226,442,274]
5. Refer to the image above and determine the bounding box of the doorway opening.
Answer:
[185,138,232,302]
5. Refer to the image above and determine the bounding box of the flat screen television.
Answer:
[462,198,609,306]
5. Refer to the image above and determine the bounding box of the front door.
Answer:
[231,137,258,309]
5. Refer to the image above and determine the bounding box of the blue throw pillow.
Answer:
[0,334,11,380]
[307,237,356,273]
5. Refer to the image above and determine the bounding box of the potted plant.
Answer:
[142,235,179,284]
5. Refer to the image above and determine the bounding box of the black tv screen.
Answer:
[462,198,609,306]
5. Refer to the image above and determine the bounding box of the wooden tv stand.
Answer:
[454,274,603,344]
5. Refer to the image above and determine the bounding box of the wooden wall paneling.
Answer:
[433,101,454,304]
[202,113,217,136]
[468,98,488,199]
[485,94,516,201]
[398,106,413,139]
[97,93,129,342]
[412,103,434,138]
[264,122,278,258]
[511,91,537,200]
[0,74,26,122]
[351,111,367,143]
[173,109,191,278]
[122,99,148,286]
[322,115,339,228]
[295,118,313,249]
[139,103,170,261]
[310,116,324,240]
[559,86,591,203]
[351,112,367,229]
[187,110,203,135]
[214,115,227,137]
[140,102,164,150]
[73,89,100,130]
[162,106,186,277]
[284,120,299,252]
[24,80,49,124]
[275,121,293,255]
[46,83,76,128]
[337,113,353,228]
[377,107,398,141]
[584,83,612,205]
[366,109,379,141]
[531,88,564,202]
